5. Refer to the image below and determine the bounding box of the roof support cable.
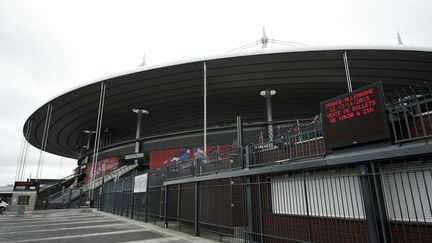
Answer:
[15,120,32,181]
[90,82,106,199]
[343,51,353,92]
[15,135,26,182]
[228,40,261,52]
[36,104,53,180]
[39,104,53,180]
[228,27,308,52]
[20,120,32,181]
[269,39,308,46]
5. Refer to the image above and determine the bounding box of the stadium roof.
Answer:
[25,46,432,159]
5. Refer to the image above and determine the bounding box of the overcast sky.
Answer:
[0,0,431,186]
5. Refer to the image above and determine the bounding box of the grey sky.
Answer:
[0,0,431,186]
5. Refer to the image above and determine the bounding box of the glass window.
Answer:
[17,196,30,205]
[271,168,365,219]
[380,160,432,223]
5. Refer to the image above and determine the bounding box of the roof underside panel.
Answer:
[25,48,432,159]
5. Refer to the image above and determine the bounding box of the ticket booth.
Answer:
[10,181,38,214]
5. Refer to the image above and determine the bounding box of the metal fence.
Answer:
[99,158,432,243]
[99,176,133,218]
[165,183,196,234]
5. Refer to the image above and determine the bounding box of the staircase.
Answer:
[48,164,138,203]
[39,174,77,193]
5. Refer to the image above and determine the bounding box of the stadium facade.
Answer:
[24,46,432,242]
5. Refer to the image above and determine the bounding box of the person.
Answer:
[194,148,204,165]
[172,154,180,164]
[85,198,91,207]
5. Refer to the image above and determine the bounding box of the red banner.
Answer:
[85,157,120,181]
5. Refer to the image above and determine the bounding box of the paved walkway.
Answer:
[0,209,214,243]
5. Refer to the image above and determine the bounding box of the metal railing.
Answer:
[164,125,325,181]
[165,147,243,180]
[386,82,432,143]
[198,147,243,176]
[166,160,195,180]
[249,123,325,167]
[47,164,138,205]
[38,173,77,192]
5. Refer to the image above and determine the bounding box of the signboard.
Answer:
[13,181,38,191]
[134,173,148,193]
[124,153,144,161]
[320,82,390,149]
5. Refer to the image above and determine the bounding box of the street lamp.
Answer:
[132,109,149,165]
[260,90,276,139]
[82,130,96,149]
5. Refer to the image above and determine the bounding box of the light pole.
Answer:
[132,109,149,165]
[260,89,276,139]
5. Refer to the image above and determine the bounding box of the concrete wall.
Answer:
[10,192,37,213]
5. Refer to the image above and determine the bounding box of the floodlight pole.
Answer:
[132,109,149,165]
[260,90,276,139]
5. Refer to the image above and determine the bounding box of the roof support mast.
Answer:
[16,120,32,181]
[89,82,106,200]
[203,62,207,156]
[261,26,268,49]
[343,51,353,92]
[228,26,307,52]
[36,104,53,180]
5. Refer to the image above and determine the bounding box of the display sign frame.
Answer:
[13,181,39,191]
[320,82,390,149]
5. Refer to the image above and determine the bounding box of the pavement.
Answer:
[0,209,215,243]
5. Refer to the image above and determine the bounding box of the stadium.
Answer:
[20,46,432,242]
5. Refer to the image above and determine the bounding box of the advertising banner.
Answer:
[85,157,120,181]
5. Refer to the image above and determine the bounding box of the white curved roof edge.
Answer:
[26,44,432,123]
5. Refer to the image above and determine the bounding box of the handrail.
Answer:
[164,123,325,180]
[39,173,78,192]
[48,164,138,202]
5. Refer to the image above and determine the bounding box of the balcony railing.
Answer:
[249,123,325,167]
[164,124,325,180]
[386,82,432,143]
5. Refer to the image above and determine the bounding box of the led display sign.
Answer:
[13,181,39,191]
[320,82,390,149]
